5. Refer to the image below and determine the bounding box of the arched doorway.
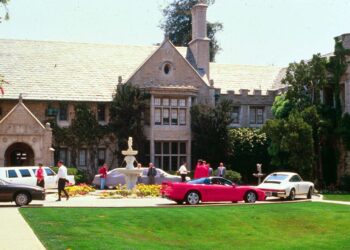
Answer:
[4,143,35,166]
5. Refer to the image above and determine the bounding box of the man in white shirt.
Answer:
[56,160,69,201]
[178,162,190,182]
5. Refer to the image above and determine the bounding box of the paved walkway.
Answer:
[0,207,45,250]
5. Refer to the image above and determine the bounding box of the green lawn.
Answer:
[20,202,350,250]
[323,194,350,202]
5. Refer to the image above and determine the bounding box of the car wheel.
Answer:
[244,191,257,203]
[307,187,313,199]
[288,189,296,201]
[15,192,30,206]
[186,191,200,205]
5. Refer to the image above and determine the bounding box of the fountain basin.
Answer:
[117,168,143,189]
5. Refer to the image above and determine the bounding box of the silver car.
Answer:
[92,167,190,188]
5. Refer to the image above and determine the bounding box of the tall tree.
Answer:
[109,84,150,165]
[191,99,234,167]
[263,112,314,179]
[0,0,9,22]
[160,0,223,62]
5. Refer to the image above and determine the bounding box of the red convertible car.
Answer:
[161,177,266,205]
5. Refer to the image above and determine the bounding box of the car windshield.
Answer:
[264,174,289,183]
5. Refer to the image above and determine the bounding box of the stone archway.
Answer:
[4,142,35,166]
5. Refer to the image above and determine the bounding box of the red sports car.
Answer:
[161,177,266,205]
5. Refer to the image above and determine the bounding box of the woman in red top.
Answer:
[36,163,45,188]
[98,163,108,190]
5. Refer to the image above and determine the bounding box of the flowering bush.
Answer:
[98,184,161,199]
[135,184,161,197]
[65,183,95,197]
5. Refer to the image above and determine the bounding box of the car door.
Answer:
[6,169,19,184]
[298,177,311,194]
[44,167,56,188]
[18,168,36,186]
[209,178,231,201]
[289,175,303,194]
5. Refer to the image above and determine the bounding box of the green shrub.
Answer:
[339,175,350,191]
[213,169,241,183]
[50,166,87,184]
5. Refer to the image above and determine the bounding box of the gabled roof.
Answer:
[0,99,45,129]
[0,39,188,102]
[0,39,286,101]
[126,38,210,87]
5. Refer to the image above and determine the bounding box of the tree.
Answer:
[191,99,234,167]
[0,0,9,22]
[109,84,150,165]
[263,112,314,179]
[160,0,223,62]
[228,128,270,183]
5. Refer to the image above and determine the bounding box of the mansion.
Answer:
[1,2,349,173]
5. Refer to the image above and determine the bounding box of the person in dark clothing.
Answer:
[147,162,157,185]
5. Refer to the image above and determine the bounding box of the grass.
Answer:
[20,202,350,250]
[323,194,350,202]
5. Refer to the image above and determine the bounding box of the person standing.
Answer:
[207,163,213,177]
[194,159,203,179]
[178,162,190,182]
[136,163,143,184]
[36,163,45,188]
[217,162,226,178]
[147,163,157,185]
[56,160,69,201]
[98,163,108,190]
[203,160,209,177]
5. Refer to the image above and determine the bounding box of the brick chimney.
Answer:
[189,0,210,79]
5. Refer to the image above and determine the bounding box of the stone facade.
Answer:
[0,99,53,166]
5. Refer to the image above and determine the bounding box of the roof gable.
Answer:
[0,100,45,134]
[127,39,209,89]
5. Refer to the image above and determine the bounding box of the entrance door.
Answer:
[4,143,35,166]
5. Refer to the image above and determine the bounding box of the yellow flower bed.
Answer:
[65,184,95,197]
[98,184,161,199]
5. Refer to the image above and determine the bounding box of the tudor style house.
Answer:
[0,2,294,171]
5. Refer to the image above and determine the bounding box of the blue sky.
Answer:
[0,0,349,66]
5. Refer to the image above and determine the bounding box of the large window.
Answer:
[79,149,87,166]
[250,106,264,124]
[154,97,187,126]
[231,106,240,124]
[98,148,106,166]
[97,104,106,122]
[59,104,68,121]
[58,148,68,165]
[154,141,187,171]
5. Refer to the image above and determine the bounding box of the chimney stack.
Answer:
[189,0,210,80]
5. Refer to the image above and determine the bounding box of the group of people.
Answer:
[35,160,70,201]
[193,160,226,179]
[176,160,227,182]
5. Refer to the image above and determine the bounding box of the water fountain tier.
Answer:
[116,137,142,189]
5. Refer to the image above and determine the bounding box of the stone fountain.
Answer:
[116,137,143,189]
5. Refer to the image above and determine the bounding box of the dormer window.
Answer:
[163,63,171,75]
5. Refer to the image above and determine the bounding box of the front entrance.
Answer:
[4,143,35,166]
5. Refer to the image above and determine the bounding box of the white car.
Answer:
[0,166,75,189]
[92,167,190,188]
[258,172,314,200]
